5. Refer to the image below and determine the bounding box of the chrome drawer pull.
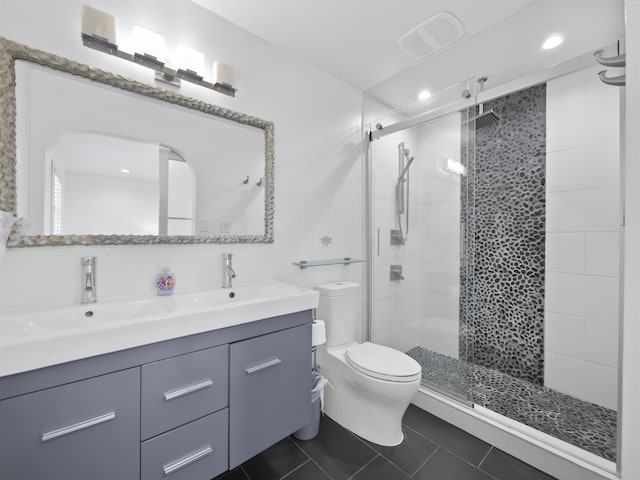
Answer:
[41,411,116,442]
[246,358,282,374]
[163,445,213,476]
[163,379,214,401]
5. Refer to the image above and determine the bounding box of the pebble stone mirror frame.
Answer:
[0,37,275,246]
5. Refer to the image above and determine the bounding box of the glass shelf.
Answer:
[293,258,365,269]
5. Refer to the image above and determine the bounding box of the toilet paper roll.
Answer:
[312,320,327,347]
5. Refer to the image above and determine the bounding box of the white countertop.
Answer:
[0,281,319,377]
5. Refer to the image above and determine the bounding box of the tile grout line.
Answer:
[365,432,437,478]
[477,445,494,468]
[476,446,503,480]
[402,423,496,473]
[289,436,336,480]
[278,458,311,480]
[346,453,380,480]
[410,446,441,478]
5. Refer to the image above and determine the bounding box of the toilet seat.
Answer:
[345,342,422,383]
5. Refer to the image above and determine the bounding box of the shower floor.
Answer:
[406,346,617,462]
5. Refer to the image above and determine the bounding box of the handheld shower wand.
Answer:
[396,143,414,243]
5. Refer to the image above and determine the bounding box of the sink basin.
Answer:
[0,281,319,377]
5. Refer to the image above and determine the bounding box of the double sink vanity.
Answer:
[0,281,319,480]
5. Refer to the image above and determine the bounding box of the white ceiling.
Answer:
[192,0,624,112]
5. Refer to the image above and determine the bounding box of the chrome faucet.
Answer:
[222,253,236,288]
[81,256,97,304]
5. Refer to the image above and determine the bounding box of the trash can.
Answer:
[293,371,328,440]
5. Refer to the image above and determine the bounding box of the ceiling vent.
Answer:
[397,12,464,58]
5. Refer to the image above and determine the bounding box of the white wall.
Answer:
[544,65,621,410]
[621,2,640,478]
[0,0,364,330]
[64,172,159,235]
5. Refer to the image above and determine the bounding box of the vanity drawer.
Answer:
[229,323,311,467]
[0,368,140,480]
[141,408,228,480]
[141,344,228,440]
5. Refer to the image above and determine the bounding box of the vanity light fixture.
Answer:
[81,6,236,97]
[542,35,563,50]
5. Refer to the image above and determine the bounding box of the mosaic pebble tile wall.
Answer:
[460,84,547,385]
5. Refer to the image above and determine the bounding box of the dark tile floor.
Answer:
[407,346,617,461]
[214,404,557,480]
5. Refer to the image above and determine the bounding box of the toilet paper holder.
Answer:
[311,318,326,371]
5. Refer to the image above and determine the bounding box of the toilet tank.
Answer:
[315,282,360,347]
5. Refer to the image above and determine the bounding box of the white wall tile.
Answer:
[544,351,617,409]
[545,312,584,358]
[586,64,622,107]
[546,188,620,232]
[421,234,460,266]
[373,163,396,202]
[547,106,588,152]
[546,144,619,192]
[546,68,588,114]
[421,201,460,234]
[545,232,585,274]
[578,361,618,410]
[546,272,619,321]
[586,101,620,146]
[424,270,460,296]
[584,317,619,367]
[410,316,459,358]
[545,351,591,400]
[372,297,396,338]
[581,275,620,321]
[419,171,461,205]
[424,292,459,323]
[585,232,620,277]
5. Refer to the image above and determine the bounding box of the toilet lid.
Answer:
[345,342,422,382]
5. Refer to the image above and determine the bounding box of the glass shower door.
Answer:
[368,107,475,404]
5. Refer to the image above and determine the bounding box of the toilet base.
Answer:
[317,344,420,447]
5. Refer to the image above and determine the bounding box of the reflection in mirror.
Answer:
[0,38,274,246]
[49,133,194,236]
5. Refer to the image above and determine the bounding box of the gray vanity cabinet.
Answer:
[229,323,311,468]
[0,310,313,479]
[0,368,140,480]
[141,344,229,440]
[141,409,228,480]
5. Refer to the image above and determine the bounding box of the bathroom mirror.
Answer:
[0,38,274,246]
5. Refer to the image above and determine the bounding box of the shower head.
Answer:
[470,109,500,128]
[466,76,500,128]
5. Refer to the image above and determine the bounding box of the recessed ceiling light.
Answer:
[418,90,431,101]
[542,35,563,50]
[120,169,130,174]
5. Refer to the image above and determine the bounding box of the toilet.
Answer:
[315,281,421,446]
